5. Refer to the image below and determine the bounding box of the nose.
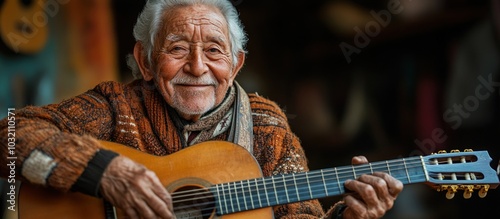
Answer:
[184,47,208,76]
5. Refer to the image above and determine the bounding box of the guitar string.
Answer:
[172,169,463,218]
[170,158,487,214]
[175,181,485,216]
[172,155,477,198]
[171,156,480,201]
[171,169,477,217]
[170,170,462,214]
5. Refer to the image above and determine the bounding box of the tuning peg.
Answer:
[438,150,447,154]
[478,185,490,198]
[442,185,458,199]
[446,190,455,199]
[450,149,460,153]
[464,149,473,152]
[462,185,474,199]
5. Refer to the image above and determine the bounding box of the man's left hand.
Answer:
[341,156,404,219]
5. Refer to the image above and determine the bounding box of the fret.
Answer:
[233,181,242,212]
[420,156,430,182]
[369,163,374,174]
[262,177,271,206]
[294,172,310,201]
[247,179,255,210]
[292,173,300,201]
[222,183,229,214]
[305,172,313,199]
[228,182,235,213]
[282,174,291,203]
[386,160,391,175]
[255,178,263,208]
[403,158,411,183]
[311,170,328,199]
[271,175,279,204]
[334,167,342,194]
[215,184,224,215]
[379,157,427,184]
[352,165,357,179]
[320,169,328,196]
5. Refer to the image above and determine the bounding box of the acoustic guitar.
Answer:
[0,0,48,54]
[18,141,500,219]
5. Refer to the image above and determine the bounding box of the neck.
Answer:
[178,112,202,122]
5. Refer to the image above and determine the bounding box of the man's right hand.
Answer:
[99,156,175,219]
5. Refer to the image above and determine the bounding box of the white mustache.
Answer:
[171,74,218,86]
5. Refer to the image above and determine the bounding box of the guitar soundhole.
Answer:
[172,185,216,219]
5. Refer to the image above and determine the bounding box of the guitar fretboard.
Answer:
[212,156,427,215]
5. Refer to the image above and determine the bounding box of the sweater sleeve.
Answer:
[0,84,117,193]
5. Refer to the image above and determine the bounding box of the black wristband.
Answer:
[71,149,119,197]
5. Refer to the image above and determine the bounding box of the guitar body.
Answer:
[0,0,48,54]
[19,141,274,219]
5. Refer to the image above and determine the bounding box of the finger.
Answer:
[149,172,174,210]
[145,172,173,218]
[345,178,380,207]
[132,196,158,219]
[123,204,140,219]
[143,187,173,218]
[372,172,403,197]
[357,173,400,212]
[343,194,368,218]
[351,156,368,165]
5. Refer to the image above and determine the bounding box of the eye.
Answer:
[171,46,186,52]
[168,45,188,55]
[208,48,221,53]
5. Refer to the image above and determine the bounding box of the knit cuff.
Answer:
[322,201,347,219]
[331,202,347,219]
[71,149,119,197]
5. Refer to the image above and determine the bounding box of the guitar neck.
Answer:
[212,156,427,215]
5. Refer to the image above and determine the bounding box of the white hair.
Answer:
[127,0,248,79]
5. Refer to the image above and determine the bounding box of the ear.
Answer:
[133,42,154,81]
[229,51,246,82]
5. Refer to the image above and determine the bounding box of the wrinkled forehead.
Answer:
[160,4,229,38]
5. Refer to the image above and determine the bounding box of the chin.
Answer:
[174,99,215,117]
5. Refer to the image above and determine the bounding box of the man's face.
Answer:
[148,4,238,121]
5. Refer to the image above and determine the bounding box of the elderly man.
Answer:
[0,0,402,218]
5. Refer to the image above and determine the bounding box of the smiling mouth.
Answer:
[176,84,212,87]
[175,84,214,91]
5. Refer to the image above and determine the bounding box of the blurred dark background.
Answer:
[1,0,500,218]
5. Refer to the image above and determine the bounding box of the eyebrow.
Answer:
[165,33,226,44]
[165,34,184,42]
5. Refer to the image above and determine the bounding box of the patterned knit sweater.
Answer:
[0,79,330,218]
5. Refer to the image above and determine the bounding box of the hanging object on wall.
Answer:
[0,0,49,55]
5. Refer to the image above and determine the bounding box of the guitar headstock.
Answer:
[423,149,499,199]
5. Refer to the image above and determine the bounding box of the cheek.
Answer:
[152,57,181,100]
[211,60,235,84]
[155,57,177,79]
[211,63,235,104]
